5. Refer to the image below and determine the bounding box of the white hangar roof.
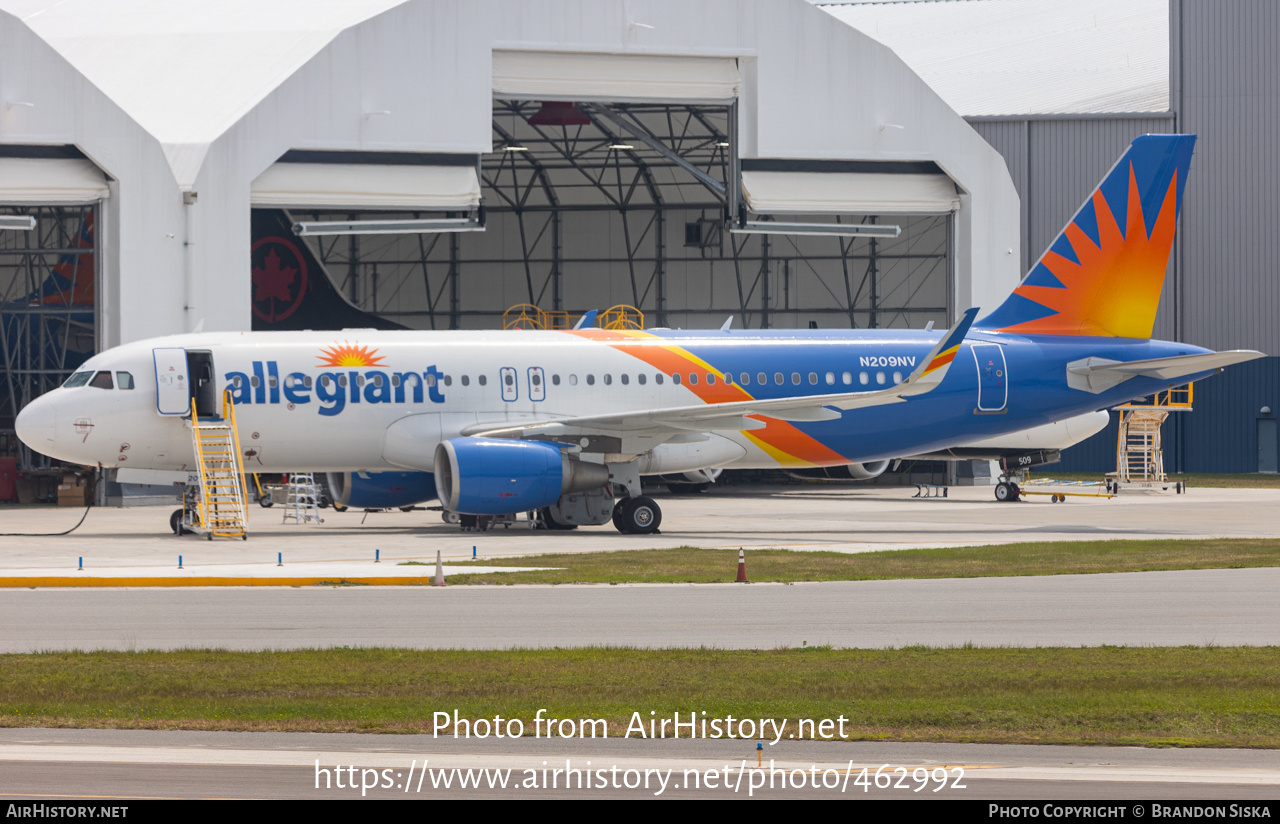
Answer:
[0,0,407,181]
[819,0,1169,116]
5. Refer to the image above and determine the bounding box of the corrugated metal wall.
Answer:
[1175,0,1280,354]
[967,0,1280,473]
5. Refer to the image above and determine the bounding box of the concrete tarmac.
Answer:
[1,485,1277,586]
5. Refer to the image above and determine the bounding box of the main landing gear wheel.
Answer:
[613,496,662,534]
[994,482,1020,503]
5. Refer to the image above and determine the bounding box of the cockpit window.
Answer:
[63,371,93,388]
[116,371,135,390]
[89,371,114,390]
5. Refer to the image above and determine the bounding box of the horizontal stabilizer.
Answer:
[1067,350,1264,393]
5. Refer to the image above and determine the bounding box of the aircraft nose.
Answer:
[15,393,57,453]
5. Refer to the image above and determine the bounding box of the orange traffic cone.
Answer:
[736,548,747,583]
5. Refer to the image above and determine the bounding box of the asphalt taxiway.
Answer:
[4,729,1279,800]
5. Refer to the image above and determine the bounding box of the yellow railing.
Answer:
[502,304,572,330]
[222,389,248,512]
[599,304,644,330]
[189,398,206,530]
[1114,382,1194,410]
[503,304,645,330]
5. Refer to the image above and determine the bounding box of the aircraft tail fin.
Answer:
[976,134,1196,339]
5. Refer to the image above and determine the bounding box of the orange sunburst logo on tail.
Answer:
[316,341,386,368]
[1004,164,1179,339]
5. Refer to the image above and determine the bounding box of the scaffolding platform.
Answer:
[1108,384,1193,494]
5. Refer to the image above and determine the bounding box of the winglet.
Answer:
[901,307,979,397]
[573,309,599,330]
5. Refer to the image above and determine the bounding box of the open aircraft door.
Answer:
[153,347,190,415]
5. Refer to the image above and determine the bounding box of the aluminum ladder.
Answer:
[282,472,324,525]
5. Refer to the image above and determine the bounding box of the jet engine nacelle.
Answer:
[785,460,891,482]
[434,437,611,515]
[325,470,438,509]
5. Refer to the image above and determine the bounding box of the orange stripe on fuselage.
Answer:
[562,329,851,466]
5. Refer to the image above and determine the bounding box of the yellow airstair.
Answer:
[1110,384,1192,493]
[186,389,249,540]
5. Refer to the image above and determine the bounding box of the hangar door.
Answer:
[0,146,108,468]
[274,51,954,333]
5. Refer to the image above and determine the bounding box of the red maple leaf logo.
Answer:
[250,237,309,323]
[252,248,296,303]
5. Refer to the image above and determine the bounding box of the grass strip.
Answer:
[2,647,1278,748]
[422,539,1280,585]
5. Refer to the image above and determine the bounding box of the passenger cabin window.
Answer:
[637,373,646,385]
[90,371,113,390]
[672,373,681,385]
[655,373,664,385]
[479,374,488,386]
[740,372,750,385]
[461,375,470,386]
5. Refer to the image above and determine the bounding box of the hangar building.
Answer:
[0,0,1272,482]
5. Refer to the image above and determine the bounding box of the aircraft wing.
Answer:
[1067,350,1265,393]
[463,308,979,440]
